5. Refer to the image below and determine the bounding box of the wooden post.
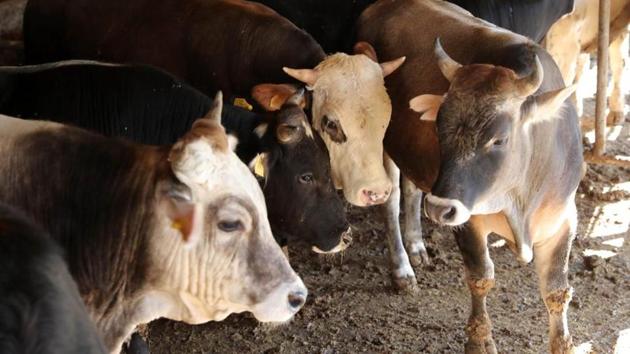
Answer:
[594,0,610,156]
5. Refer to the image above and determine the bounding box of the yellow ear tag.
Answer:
[253,154,266,178]
[171,220,183,231]
[233,97,253,111]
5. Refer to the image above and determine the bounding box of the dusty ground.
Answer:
[1,14,628,354]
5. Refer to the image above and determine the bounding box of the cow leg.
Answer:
[608,30,628,125]
[382,154,416,290]
[401,176,429,266]
[534,218,576,354]
[455,222,496,354]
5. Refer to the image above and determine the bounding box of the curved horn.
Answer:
[434,38,462,82]
[514,55,544,97]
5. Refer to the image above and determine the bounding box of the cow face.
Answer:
[282,43,405,206]
[154,93,306,324]
[419,40,575,226]
[252,85,352,254]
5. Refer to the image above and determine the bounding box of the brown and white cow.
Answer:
[0,94,307,354]
[545,0,630,123]
[24,0,405,207]
[358,0,583,353]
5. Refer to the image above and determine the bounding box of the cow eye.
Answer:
[218,219,243,232]
[323,116,338,133]
[493,137,508,147]
[298,173,314,184]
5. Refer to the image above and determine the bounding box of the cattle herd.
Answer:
[0,0,628,353]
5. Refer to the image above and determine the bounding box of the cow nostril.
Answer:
[442,206,456,222]
[287,291,306,310]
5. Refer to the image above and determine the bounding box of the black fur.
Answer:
[0,202,106,354]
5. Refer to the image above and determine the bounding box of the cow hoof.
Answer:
[124,333,151,354]
[464,338,497,354]
[607,110,625,125]
[409,249,430,267]
[391,274,418,292]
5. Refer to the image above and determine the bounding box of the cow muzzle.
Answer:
[251,277,307,323]
[312,227,353,254]
[424,194,471,226]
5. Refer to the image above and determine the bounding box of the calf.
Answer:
[0,94,306,354]
[0,203,106,354]
[23,0,406,207]
[0,60,350,254]
[358,0,582,353]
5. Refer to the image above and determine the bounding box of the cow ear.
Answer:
[163,188,203,246]
[249,153,269,178]
[203,91,223,122]
[523,85,576,124]
[252,84,299,111]
[409,94,444,122]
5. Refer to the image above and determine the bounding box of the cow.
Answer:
[251,0,574,275]
[0,93,307,354]
[0,60,350,254]
[253,0,573,53]
[357,0,583,353]
[23,0,406,207]
[0,202,106,354]
[544,0,630,123]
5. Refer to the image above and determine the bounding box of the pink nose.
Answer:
[359,187,391,205]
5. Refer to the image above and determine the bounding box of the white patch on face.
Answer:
[301,118,314,139]
[309,54,392,206]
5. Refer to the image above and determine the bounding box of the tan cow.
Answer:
[545,0,629,123]
[0,94,306,354]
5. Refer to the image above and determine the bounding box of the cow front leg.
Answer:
[534,219,576,354]
[455,223,497,354]
[608,30,628,125]
[401,176,429,266]
[382,154,416,290]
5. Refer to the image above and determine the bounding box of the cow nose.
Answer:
[287,291,306,310]
[437,205,457,223]
[359,187,391,206]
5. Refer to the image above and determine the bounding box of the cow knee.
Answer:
[544,287,573,315]
[467,278,495,297]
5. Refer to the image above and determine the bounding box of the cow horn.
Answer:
[434,38,462,82]
[283,67,319,87]
[286,87,306,107]
[514,55,544,97]
[205,91,223,122]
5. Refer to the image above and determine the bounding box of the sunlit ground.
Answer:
[571,37,630,353]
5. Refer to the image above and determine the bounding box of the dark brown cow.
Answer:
[358,1,583,353]
[24,0,406,207]
[0,94,306,354]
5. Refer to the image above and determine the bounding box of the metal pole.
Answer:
[594,0,610,156]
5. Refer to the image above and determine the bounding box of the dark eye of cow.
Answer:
[298,173,314,184]
[218,219,243,232]
[493,137,508,147]
[321,115,347,143]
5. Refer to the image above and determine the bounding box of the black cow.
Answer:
[0,202,106,354]
[0,61,350,253]
[252,0,573,53]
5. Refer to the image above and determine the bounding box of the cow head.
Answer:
[154,92,307,324]
[252,84,352,254]
[282,43,405,206]
[418,39,575,226]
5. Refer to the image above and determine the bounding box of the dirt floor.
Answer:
[0,16,628,353]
